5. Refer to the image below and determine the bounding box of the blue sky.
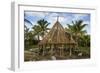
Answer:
[24,11,90,34]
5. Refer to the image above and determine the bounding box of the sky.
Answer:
[24,11,90,34]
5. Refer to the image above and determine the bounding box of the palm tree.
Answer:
[37,19,50,38]
[65,20,87,56]
[32,25,41,42]
[24,13,33,49]
[24,25,33,49]
[81,35,90,47]
[24,13,33,25]
[32,19,50,41]
[24,13,33,40]
[66,20,87,47]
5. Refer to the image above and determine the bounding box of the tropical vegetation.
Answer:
[24,18,90,61]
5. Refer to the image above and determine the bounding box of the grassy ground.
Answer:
[24,46,90,61]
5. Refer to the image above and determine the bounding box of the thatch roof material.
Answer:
[38,21,76,45]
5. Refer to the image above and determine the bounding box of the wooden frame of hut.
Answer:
[38,20,76,57]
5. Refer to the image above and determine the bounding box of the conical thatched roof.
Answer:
[38,21,76,45]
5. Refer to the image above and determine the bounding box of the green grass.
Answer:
[24,46,90,61]
[74,47,90,54]
[25,45,38,50]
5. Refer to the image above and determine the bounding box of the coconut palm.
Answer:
[37,19,50,38]
[32,19,50,41]
[24,13,33,25]
[66,20,87,47]
[24,13,34,49]
[32,25,41,42]
[81,35,90,47]
[24,25,33,49]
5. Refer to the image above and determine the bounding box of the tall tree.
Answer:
[66,20,87,47]
[37,19,50,38]
[81,35,90,47]
[24,13,33,49]
[24,13,33,25]
[32,25,41,41]
[32,19,50,41]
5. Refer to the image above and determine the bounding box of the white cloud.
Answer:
[25,11,47,18]
[72,14,89,21]
[25,11,90,34]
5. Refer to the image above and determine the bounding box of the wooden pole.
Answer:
[60,44,62,57]
[60,48,61,57]
[69,45,72,56]
[42,45,45,56]
[51,45,53,56]
[61,44,64,56]
[38,45,40,56]
[49,44,51,55]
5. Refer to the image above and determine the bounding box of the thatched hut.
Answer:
[38,20,76,57]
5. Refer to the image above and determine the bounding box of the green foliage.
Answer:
[36,19,50,38]
[24,19,50,50]
[67,20,87,37]
[66,20,90,47]
[78,35,90,47]
[24,19,90,61]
